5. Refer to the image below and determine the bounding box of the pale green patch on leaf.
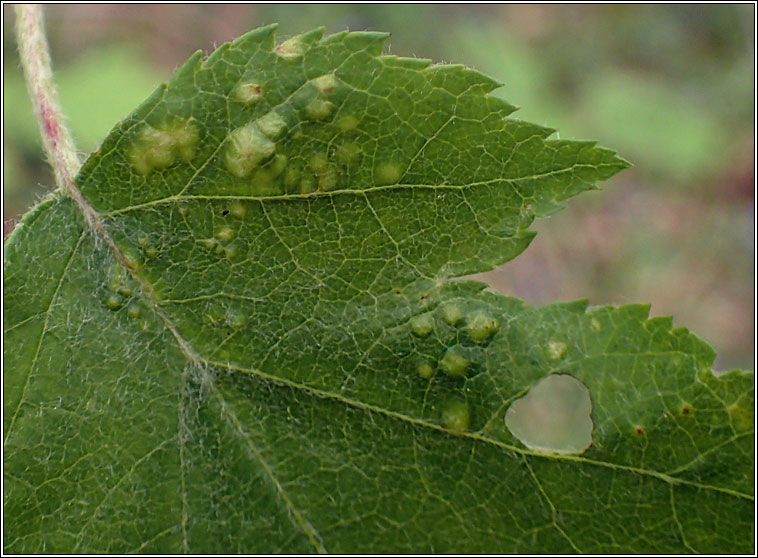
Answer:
[3,24,753,554]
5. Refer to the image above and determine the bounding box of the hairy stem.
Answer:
[15,4,81,193]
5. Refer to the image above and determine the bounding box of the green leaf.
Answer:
[4,25,753,553]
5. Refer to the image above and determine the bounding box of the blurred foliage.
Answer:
[3,4,754,369]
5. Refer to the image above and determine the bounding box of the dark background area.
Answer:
[4,4,754,370]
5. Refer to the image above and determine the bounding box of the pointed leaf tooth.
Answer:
[168,50,203,90]
[231,22,278,51]
[343,30,390,56]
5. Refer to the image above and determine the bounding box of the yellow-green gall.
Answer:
[256,111,287,139]
[312,73,339,95]
[120,247,142,271]
[223,242,240,259]
[318,166,339,192]
[226,311,246,329]
[546,340,568,361]
[116,284,133,297]
[225,122,276,178]
[465,311,499,344]
[305,99,335,121]
[409,314,434,338]
[127,303,141,319]
[417,361,435,379]
[199,238,219,252]
[105,295,123,311]
[336,142,362,164]
[230,201,247,219]
[375,161,402,185]
[233,81,263,104]
[128,118,199,175]
[440,303,463,326]
[215,227,236,243]
[337,114,360,132]
[440,347,469,378]
[275,36,308,60]
[441,398,471,431]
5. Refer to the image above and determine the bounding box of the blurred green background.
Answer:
[4,4,754,371]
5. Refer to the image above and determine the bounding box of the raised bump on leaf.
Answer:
[409,314,434,338]
[337,114,360,132]
[105,295,122,310]
[465,311,499,344]
[256,111,288,139]
[215,227,236,242]
[225,122,276,178]
[545,340,568,361]
[230,201,247,219]
[440,303,463,327]
[441,398,471,431]
[233,81,263,104]
[304,99,335,121]
[417,361,435,379]
[128,118,199,175]
[375,161,402,186]
[440,346,469,378]
[312,73,339,95]
[127,303,141,319]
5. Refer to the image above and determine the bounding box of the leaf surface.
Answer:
[4,25,753,553]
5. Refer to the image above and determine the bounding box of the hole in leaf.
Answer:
[504,374,593,454]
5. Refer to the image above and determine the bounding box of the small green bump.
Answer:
[680,403,694,417]
[409,314,434,338]
[465,311,499,344]
[275,36,308,59]
[304,99,335,120]
[215,227,236,243]
[440,347,469,378]
[144,246,159,259]
[127,303,141,319]
[225,122,276,178]
[199,238,218,251]
[226,311,246,329]
[223,242,240,259]
[441,398,471,431]
[230,201,247,219]
[136,232,149,247]
[417,361,435,379]
[632,425,646,438]
[440,303,463,326]
[312,73,339,95]
[116,284,133,297]
[256,111,287,139]
[121,247,142,270]
[337,114,360,132]
[335,142,362,164]
[233,81,263,104]
[318,166,339,191]
[375,161,402,185]
[546,340,568,361]
[105,295,123,311]
[310,153,329,173]
[591,318,601,331]
[128,118,199,175]
[299,173,316,193]
[268,153,288,178]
